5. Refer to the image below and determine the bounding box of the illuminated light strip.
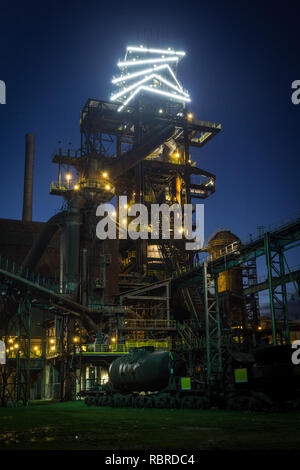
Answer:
[111,73,189,102]
[127,46,185,56]
[117,57,179,67]
[112,64,183,91]
[163,65,183,91]
[117,86,143,112]
[112,67,154,84]
[117,84,190,112]
[155,74,189,97]
[142,85,191,102]
[111,74,155,101]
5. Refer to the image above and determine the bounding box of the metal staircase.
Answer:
[176,320,205,349]
[243,258,260,328]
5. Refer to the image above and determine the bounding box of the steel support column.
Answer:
[15,298,31,405]
[264,232,290,345]
[279,250,290,344]
[264,232,277,344]
[203,262,222,390]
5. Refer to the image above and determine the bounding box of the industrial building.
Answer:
[0,45,299,407]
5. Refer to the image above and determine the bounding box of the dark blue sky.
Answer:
[0,0,299,246]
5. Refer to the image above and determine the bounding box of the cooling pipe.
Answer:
[22,133,35,222]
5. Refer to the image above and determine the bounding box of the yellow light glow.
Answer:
[74,184,79,190]
[34,346,38,350]
[178,227,184,233]
[14,344,19,349]
[111,337,116,343]
[258,326,262,330]
[73,337,79,343]
[174,153,180,158]
[187,113,193,120]
[50,339,55,344]
[103,172,108,178]
[102,374,109,384]
[8,338,13,343]
[105,184,111,190]
[51,346,55,351]
[124,204,128,209]
[10,347,13,351]
[66,174,71,180]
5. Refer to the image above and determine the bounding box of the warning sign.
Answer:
[181,377,191,390]
[234,368,248,383]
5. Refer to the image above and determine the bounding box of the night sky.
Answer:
[0,1,299,259]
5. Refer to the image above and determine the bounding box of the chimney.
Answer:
[22,133,35,222]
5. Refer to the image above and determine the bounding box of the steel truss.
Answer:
[173,214,300,386]
[0,297,31,406]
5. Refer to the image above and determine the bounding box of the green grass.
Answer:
[0,401,299,450]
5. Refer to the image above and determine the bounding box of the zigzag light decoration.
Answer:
[111,45,191,112]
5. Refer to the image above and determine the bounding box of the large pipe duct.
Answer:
[81,248,88,306]
[111,123,175,180]
[64,200,81,296]
[21,211,66,275]
[21,201,81,298]
[22,133,35,222]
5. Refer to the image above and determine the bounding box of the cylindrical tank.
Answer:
[109,348,186,392]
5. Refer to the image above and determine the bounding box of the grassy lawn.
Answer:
[0,401,299,450]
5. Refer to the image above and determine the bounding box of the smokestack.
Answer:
[22,133,35,222]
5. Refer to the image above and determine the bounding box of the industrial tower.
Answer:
[2,45,298,406]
